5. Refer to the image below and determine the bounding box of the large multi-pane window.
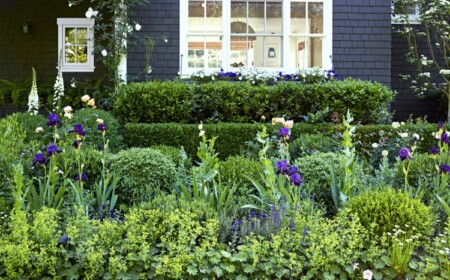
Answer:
[180,0,332,75]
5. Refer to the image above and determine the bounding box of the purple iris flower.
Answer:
[398,147,411,161]
[442,133,450,144]
[72,140,82,149]
[438,121,445,129]
[97,123,107,132]
[290,173,303,186]
[279,127,290,138]
[276,160,289,174]
[440,164,450,174]
[74,173,88,181]
[46,113,62,127]
[288,165,299,175]
[429,146,439,155]
[47,145,62,157]
[32,152,47,166]
[69,124,86,137]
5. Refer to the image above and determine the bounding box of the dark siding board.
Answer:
[333,0,391,89]
[0,0,105,83]
[391,30,442,121]
[128,0,180,81]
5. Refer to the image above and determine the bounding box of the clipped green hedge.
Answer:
[124,122,439,160]
[113,79,396,124]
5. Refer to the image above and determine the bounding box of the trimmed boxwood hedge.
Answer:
[113,79,395,124]
[124,122,439,160]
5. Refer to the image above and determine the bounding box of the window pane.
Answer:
[309,2,323,34]
[289,36,322,68]
[65,47,77,63]
[230,36,282,68]
[231,1,246,22]
[248,2,264,33]
[310,37,322,67]
[65,28,76,45]
[188,36,222,68]
[266,2,282,34]
[291,2,306,33]
[78,28,88,45]
[77,46,88,63]
[393,3,417,15]
[208,49,222,68]
[206,1,222,33]
[189,0,204,32]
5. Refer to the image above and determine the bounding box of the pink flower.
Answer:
[352,262,359,270]
[363,269,373,280]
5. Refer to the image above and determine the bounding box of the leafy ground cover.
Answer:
[1,103,450,279]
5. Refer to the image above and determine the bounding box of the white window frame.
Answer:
[57,18,95,72]
[391,2,420,24]
[180,0,333,77]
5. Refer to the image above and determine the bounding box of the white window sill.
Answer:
[61,66,95,73]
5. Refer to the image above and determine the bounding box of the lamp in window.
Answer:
[21,21,31,34]
[268,47,276,59]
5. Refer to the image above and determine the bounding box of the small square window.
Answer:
[57,18,95,72]
[392,2,420,24]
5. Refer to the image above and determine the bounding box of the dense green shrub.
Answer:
[13,112,47,143]
[294,153,341,203]
[151,145,192,169]
[289,133,338,159]
[343,188,433,242]
[0,208,62,279]
[0,115,27,205]
[113,81,193,123]
[71,108,123,153]
[108,148,177,202]
[124,122,439,161]
[114,79,396,124]
[124,123,264,159]
[218,156,264,196]
[395,152,443,188]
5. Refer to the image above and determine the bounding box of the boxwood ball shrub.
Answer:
[13,112,47,143]
[151,145,192,169]
[395,152,444,188]
[71,108,123,153]
[289,133,338,159]
[293,152,341,203]
[218,156,264,196]
[108,148,177,202]
[343,188,432,242]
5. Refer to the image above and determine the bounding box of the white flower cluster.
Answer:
[85,7,98,19]
[28,68,39,115]
[420,55,432,66]
[53,54,65,112]
[239,67,280,84]
[190,67,330,84]
[440,69,450,76]
[418,72,431,78]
